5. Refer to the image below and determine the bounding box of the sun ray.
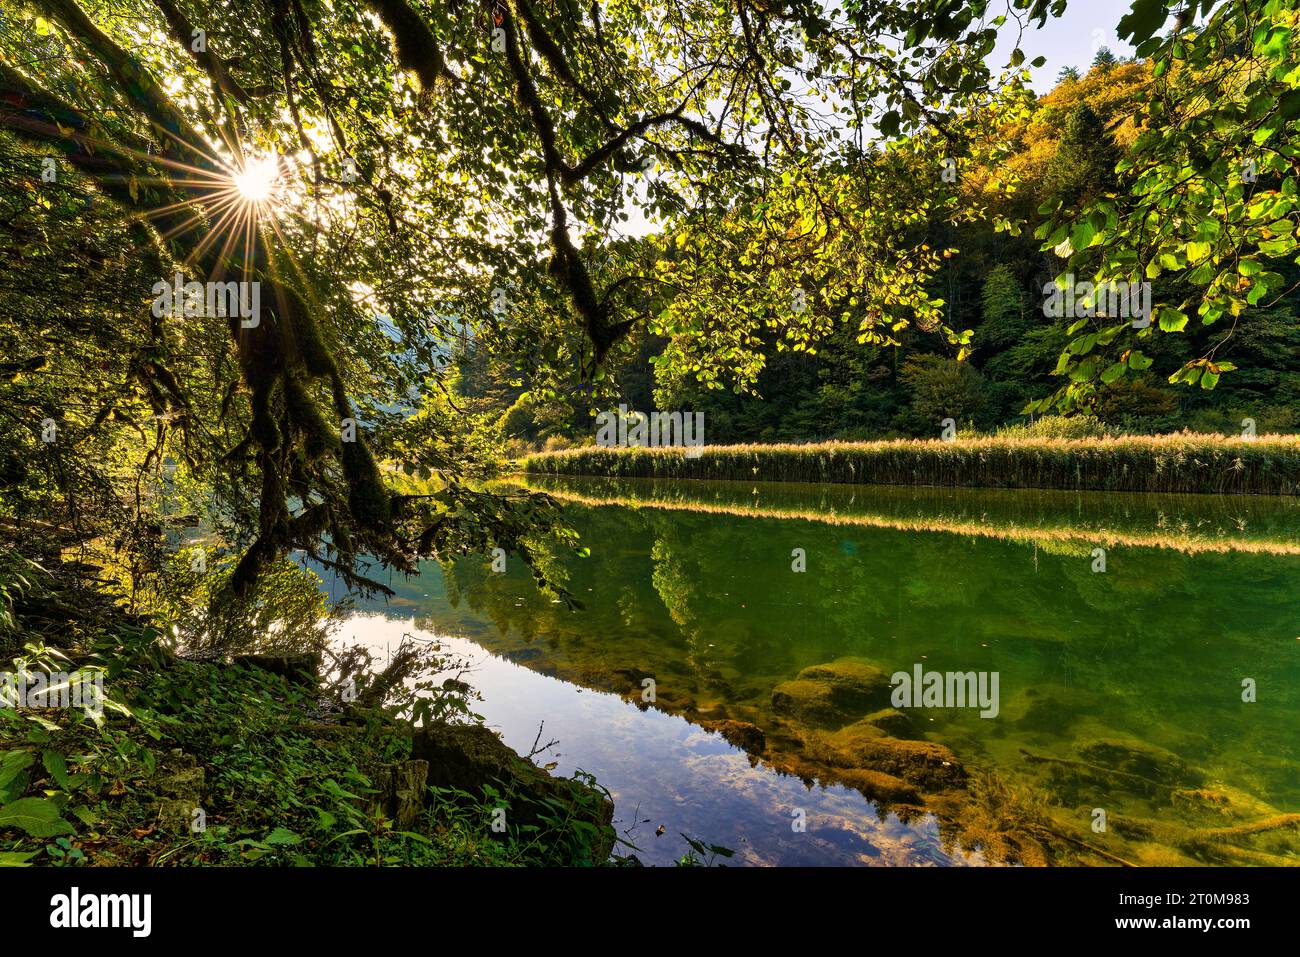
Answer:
[184,201,251,271]
[147,191,242,239]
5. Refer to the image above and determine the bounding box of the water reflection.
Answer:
[321,476,1300,866]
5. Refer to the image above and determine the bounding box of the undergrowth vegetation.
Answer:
[0,545,617,867]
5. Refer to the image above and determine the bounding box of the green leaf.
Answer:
[264,826,302,845]
[0,751,33,803]
[1256,26,1292,58]
[0,751,33,789]
[0,797,74,837]
[42,751,69,790]
[1117,0,1168,45]
[1069,356,1098,382]
[1158,307,1188,332]
[1070,221,1096,251]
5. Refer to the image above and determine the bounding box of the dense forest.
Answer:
[1,0,1298,875]
[472,53,1300,448]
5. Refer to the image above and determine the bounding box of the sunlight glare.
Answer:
[233,155,279,202]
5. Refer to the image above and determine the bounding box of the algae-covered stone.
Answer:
[861,707,915,738]
[826,725,967,791]
[1076,738,1202,787]
[771,657,893,727]
[796,658,893,702]
[1002,688,1074,732]
[772,679,841,725]
[835,768,921,805]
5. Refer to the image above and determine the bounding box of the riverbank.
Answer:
[0,539,616,867]
[520,434,1300,495]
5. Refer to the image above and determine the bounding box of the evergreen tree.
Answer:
[1041,103,1121,209]
[977,265,1030,353]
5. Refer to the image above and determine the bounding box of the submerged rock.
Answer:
[826,725,967,791]
[1002,687,1076,732]
[835,768,922,805]
[861,707,915,738]
[1076,737,1203,788]
[765,748,921,806]
[771,657,893,727]
[771,679,842,725]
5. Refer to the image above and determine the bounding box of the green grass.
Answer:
[520,433,1300,495]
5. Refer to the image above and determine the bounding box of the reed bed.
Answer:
[519,434,1300,495]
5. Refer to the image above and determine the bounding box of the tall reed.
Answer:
[519,435,1300,495]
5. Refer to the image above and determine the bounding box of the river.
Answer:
[321,476,1300,866]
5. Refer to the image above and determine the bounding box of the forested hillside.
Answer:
[479,54,1300,449]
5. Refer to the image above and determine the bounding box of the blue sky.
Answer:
[995,0,1141,91]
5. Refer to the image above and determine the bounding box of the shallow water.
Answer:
[326,476,1300,866]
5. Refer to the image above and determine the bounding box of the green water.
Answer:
[335,476,1300,866]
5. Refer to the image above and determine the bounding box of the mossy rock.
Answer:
[1002,687,1078,732]
[411,723,615,864]
[152,751,204,832]
[371,760,429,828]
[796,658,893,700]
[826,726,967,791]
[771,679,842,726]
[771,657,893,728]
[861,707,915,738]
[834,768,921,806]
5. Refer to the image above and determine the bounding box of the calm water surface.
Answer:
[324,477,1300,866]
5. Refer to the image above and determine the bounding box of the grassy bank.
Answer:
[520,434,1300,495]
[0,543,617,867]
